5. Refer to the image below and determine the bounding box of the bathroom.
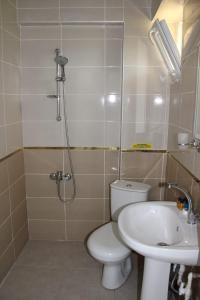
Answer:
[0,0,199,299]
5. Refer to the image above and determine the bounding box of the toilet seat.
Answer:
[87,222,131,263]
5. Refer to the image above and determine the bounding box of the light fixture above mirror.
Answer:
[149,19,181,82]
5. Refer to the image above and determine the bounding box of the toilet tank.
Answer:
[110,180,151,221]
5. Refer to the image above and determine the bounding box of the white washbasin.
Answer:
[118,201,199,266]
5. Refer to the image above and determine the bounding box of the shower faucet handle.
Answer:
[49,171,72,182]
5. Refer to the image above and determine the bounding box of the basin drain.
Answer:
[157,242,169,246]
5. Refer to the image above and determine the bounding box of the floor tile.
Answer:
[0,266,64,300]
[0,241,138,300]
[16,240,100,270]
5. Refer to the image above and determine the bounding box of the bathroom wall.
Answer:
[164,1,200,298]
[0,0,28,283]
[17,0,168,241]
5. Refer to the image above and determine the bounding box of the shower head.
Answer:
[54,55,68,66]
[55,55,68,81]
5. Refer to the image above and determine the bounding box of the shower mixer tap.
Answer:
[50,171,72,183]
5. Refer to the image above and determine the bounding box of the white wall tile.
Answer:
[67,121,105,147]
[21,40,60,68]
[62,40,104,67]
[22,121,65,147]
[66,67,104,94]
[60,8,104,22]
[122,122,167,149]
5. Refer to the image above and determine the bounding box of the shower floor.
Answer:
[0,241,138,300]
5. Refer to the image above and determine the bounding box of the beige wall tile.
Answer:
[69,198,104,221]
[7,151,24,185]
[0,243,15,283]
[65,150,104,174]
[0,191,10,225]
[0,95,5,126]
[10,176,26,211]
[74,175,104,198]
[27,197,65,220]
[0,160,9,194]
[138,178,163,201]
[0,218,12,256]
[165,155,178,182]
[29,219,65,241]
[176,164,193,192]
[0,127,7,159]
[105,150,119,175]
[12,201,27,237]
[26,175,59,197]
[24,149,63,174]
[67,221,103,241]
[6,123,23,155]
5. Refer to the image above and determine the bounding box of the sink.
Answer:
[118,201,199,300]
[118,201,199,265]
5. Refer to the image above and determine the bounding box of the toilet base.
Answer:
[101,255,132,289]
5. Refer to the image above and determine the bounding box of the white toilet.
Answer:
[87,179,151,289]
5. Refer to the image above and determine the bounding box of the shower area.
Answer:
[21,22,123,241]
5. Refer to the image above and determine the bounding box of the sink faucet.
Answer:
[167,182,196,225]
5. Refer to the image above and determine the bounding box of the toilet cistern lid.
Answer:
[110,180,151,193]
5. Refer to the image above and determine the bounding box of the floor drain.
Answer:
[157,242,169,246]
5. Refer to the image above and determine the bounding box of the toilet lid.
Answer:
[87,222,131,263]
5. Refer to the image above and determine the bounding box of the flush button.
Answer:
[126,184,132,187]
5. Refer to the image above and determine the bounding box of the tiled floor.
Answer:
[0,241,138,300]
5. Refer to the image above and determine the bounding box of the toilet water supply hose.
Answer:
[171,264,200,300]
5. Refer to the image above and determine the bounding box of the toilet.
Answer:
[87,179,151,289]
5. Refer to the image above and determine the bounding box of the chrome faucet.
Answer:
[50,171,72,183]
[167,182,196,224]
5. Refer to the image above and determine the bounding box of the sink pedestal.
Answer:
[141,257,171,300]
